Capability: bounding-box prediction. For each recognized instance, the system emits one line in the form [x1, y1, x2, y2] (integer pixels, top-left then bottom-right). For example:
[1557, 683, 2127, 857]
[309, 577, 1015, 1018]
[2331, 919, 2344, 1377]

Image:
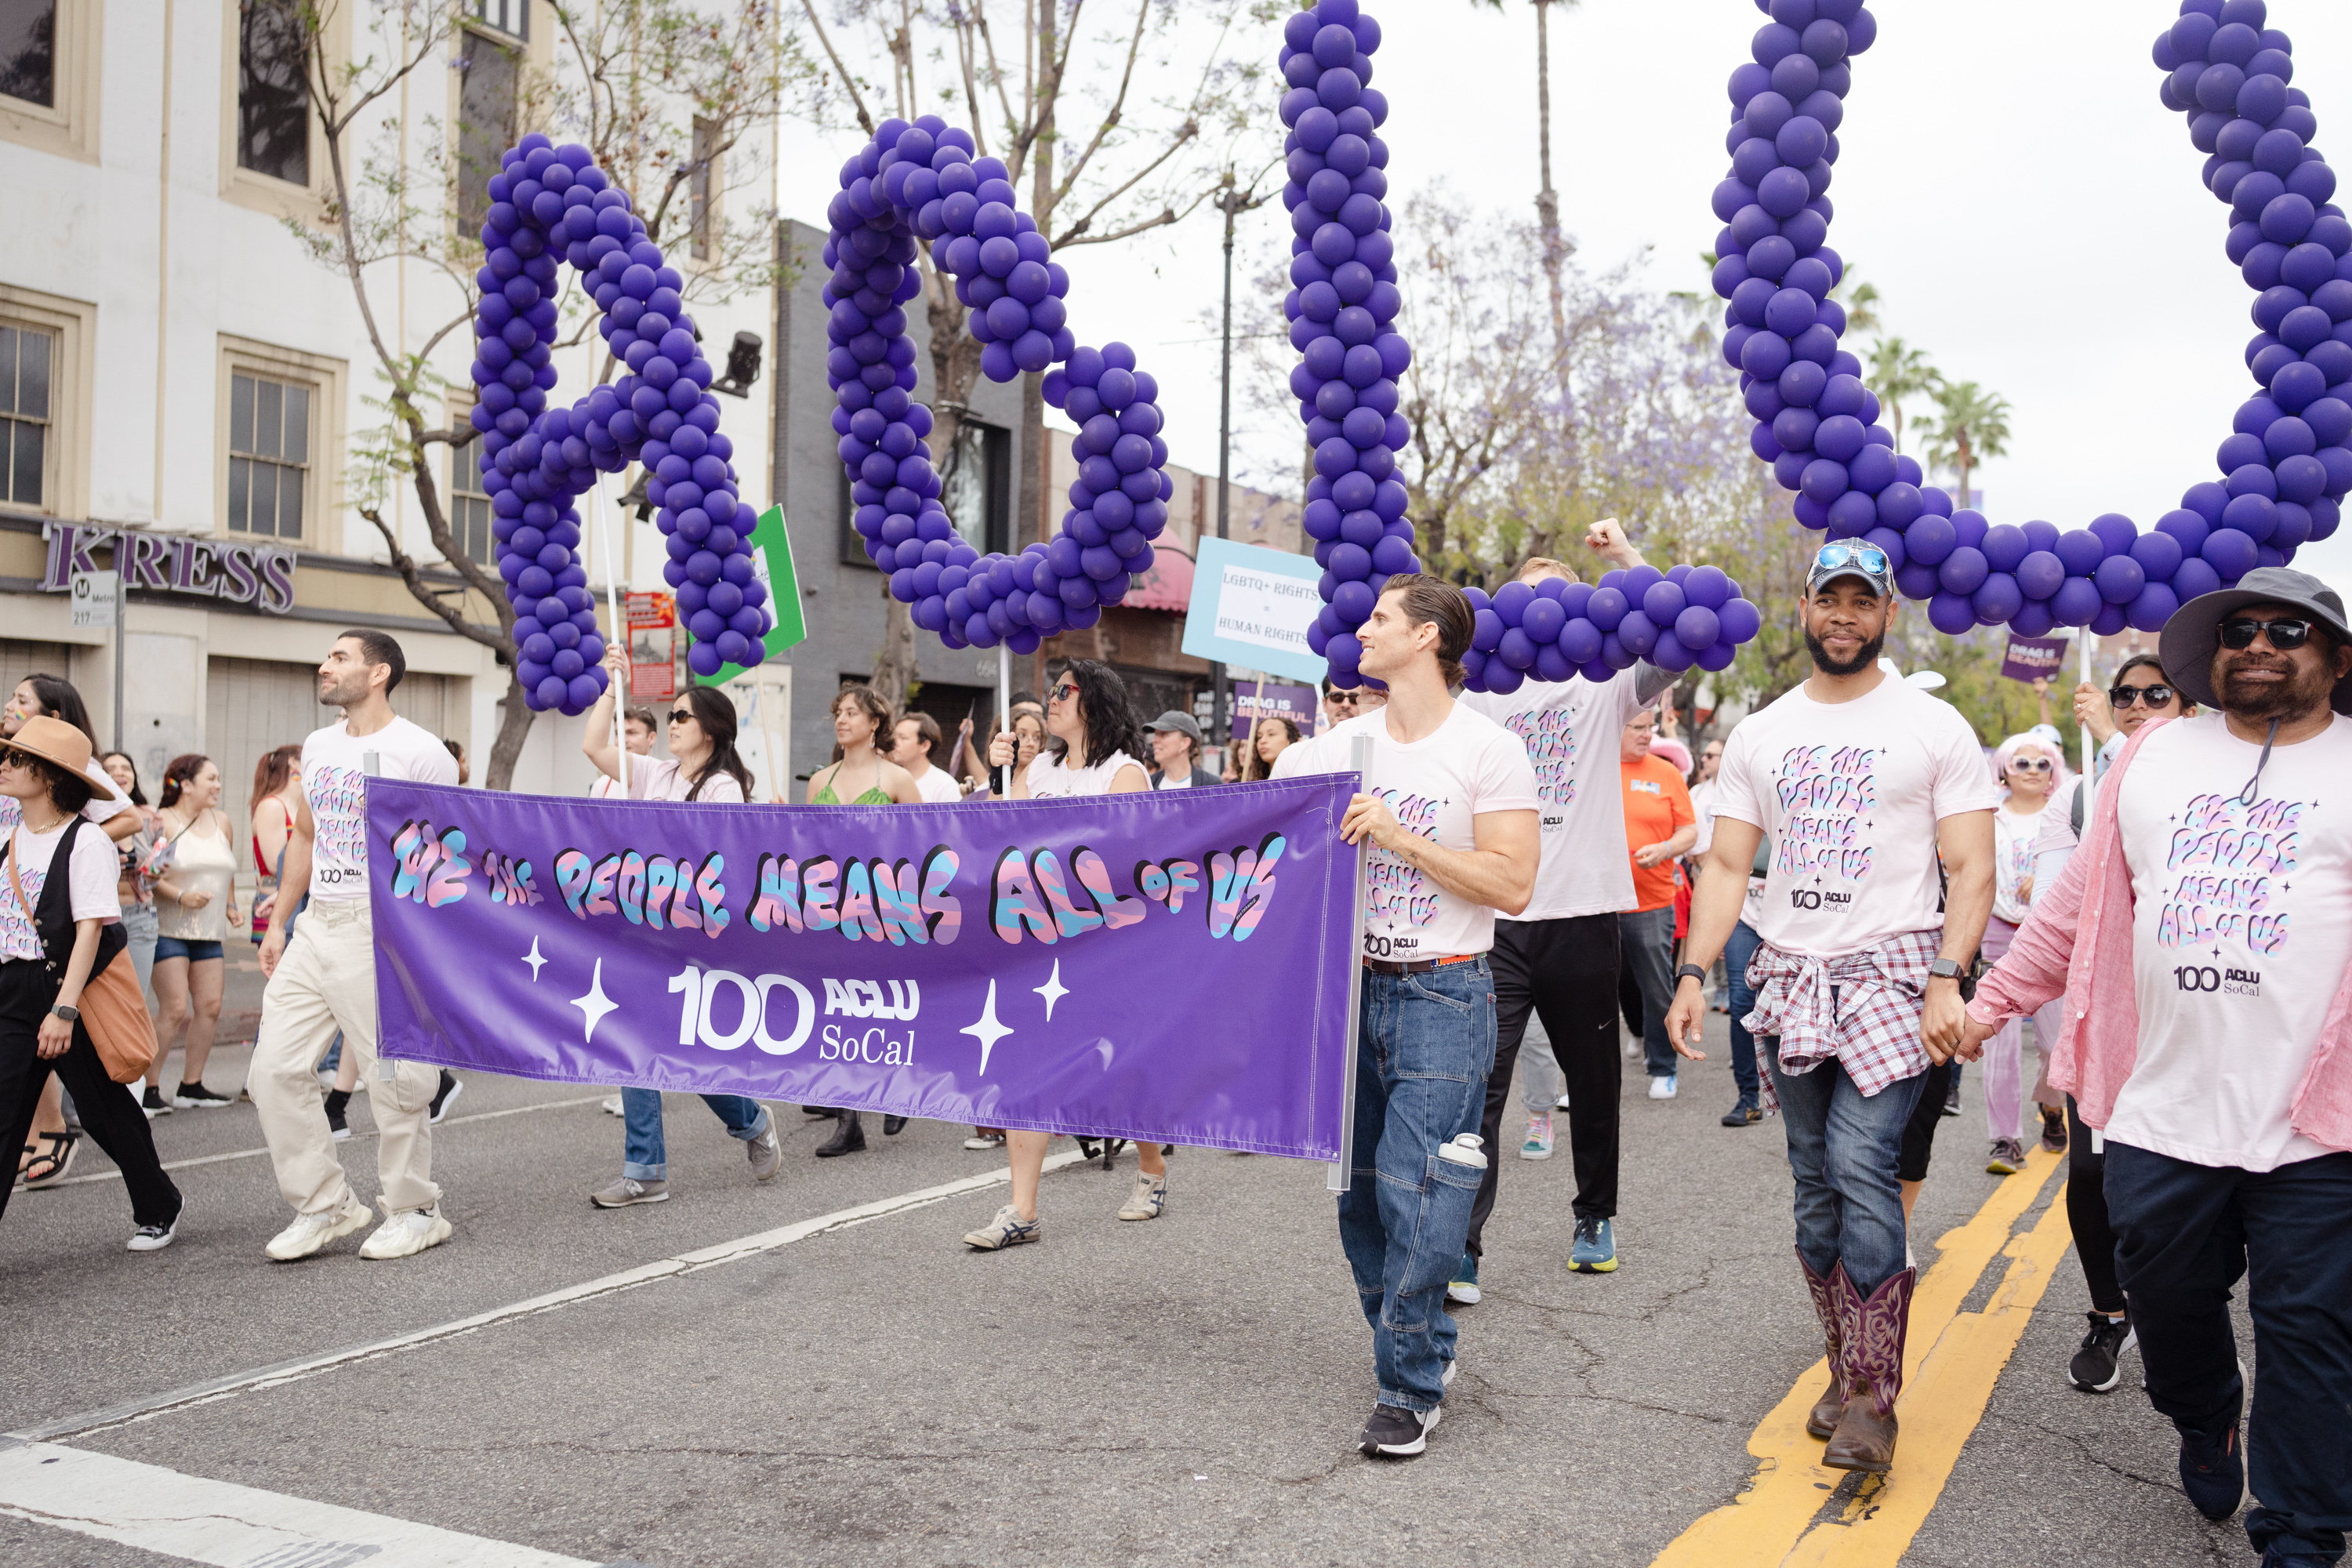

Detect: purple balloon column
[472, 133, 760, 713]
[1712, 0, 2350, 641]
[826, 118, 1173, 652]
[1282, 0, 1762, 695]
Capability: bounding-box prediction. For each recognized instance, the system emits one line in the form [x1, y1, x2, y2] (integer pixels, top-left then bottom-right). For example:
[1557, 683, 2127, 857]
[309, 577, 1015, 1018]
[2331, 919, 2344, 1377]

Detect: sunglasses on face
[2108, 683, 2174, 710]
[668, 710, 695, 725]
[2220, 616, 2314, 652]
[1049, 682, 1079, 702]
[2009, 757, 2053, 773]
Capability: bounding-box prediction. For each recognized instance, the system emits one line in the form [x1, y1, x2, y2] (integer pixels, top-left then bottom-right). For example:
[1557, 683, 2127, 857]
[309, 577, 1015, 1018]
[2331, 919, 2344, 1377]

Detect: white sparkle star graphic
[521, 936, 547, 981]
[571, 958, 619, 1045]
[1033, 958, 1070, 1021]
[961, 979, 1014, 1076]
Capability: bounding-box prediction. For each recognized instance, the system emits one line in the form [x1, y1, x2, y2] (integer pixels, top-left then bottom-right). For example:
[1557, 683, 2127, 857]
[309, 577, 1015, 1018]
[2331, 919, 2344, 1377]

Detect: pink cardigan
[1969, 713, 2352, 1152]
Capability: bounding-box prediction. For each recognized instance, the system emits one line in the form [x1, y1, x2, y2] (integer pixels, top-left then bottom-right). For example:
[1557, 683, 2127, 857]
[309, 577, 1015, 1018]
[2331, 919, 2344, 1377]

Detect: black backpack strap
[23, 817, 127, 982]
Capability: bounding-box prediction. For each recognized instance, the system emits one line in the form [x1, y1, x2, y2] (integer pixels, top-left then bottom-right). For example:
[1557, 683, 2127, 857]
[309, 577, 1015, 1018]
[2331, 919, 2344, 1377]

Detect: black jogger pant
[0, 957, 181, 1230]
[1467, 913, 1622, 1257]
[2065, 1095, 2125, 1314]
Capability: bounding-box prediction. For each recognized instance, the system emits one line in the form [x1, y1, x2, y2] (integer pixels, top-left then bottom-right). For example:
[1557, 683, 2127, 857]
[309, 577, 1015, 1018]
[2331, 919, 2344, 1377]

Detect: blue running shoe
[1447, 1250, 1481, 1305]
[1571, 1216, 1617, 1273]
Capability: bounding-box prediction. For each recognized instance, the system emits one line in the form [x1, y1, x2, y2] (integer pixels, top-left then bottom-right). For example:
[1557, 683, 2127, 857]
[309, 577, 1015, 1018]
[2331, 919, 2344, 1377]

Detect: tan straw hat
[1, 715, 127, 803]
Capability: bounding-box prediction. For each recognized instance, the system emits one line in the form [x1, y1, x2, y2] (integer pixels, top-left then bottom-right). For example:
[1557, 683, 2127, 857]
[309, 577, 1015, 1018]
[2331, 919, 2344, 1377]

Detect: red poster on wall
[625, 591, 677, 702]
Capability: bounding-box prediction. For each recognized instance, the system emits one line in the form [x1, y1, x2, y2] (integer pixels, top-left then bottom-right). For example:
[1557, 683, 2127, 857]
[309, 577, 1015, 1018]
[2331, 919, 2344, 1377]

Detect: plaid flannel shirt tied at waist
[1743, 929, 1941, 1106]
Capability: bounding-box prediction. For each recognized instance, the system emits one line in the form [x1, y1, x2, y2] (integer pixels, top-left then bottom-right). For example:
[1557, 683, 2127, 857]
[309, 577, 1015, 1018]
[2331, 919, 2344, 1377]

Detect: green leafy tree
[1918, 379, 2013, 513]
[1865, 336, 1941, 456]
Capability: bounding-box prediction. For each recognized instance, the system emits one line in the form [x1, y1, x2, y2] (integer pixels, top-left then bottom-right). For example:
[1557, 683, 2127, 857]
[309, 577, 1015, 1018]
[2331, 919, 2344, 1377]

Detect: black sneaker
[142, 1085, 172, 1118]
[173, 1081, 234, 1109]
[1721, 1101, 1761, 1127]
[2179, 1414, 2245, 1521]
[2068, 1312, 2135, 1393]
[324, 1088, 352, 1142]
[128, 1201, 182, 1251]
[428, 1071, 463, 1124]
[1359, 1402, 1439, 1459]
[1941, 1079, 1962, 1117]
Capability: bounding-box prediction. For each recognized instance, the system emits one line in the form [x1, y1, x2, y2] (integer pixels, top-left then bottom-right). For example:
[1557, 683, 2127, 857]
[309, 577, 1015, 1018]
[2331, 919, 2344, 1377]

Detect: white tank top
[157, 812, 238, 941]
[1025, 748, 1143, 798]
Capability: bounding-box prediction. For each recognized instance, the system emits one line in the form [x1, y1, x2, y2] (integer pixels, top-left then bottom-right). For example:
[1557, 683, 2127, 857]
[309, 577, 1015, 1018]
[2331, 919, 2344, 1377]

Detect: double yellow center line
[1653, 1145, 2076, 1568]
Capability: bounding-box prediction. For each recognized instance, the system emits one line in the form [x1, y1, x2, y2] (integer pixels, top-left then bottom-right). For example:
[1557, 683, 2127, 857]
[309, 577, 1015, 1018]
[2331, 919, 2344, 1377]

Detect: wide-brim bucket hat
[0, 714, 129, 801]
[2158, 565, 2352, 716]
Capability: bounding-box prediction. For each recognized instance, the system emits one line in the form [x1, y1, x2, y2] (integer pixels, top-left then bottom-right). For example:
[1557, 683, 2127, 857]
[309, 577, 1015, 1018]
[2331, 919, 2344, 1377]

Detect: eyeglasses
[2219, 616, 2314, 652]
[1048, 681, 1079, 702]
[2108, 683, 2174, 710]
[2009, 757, 2053, 773]
[1811, 543, 1889, 578]
[667, 709, 695, 725]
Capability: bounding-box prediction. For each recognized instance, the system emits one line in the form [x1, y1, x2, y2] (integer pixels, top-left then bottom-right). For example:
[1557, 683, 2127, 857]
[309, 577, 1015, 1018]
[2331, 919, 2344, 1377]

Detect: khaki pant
[249, 900, 441, 1216]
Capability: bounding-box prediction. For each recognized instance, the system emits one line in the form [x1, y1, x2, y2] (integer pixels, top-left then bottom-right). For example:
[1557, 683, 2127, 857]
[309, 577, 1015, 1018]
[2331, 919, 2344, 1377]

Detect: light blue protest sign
[1179, 537, 1328, 684]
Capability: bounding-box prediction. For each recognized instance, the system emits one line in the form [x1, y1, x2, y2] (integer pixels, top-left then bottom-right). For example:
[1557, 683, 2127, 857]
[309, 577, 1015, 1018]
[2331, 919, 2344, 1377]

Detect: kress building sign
[42, 523, 297, 615]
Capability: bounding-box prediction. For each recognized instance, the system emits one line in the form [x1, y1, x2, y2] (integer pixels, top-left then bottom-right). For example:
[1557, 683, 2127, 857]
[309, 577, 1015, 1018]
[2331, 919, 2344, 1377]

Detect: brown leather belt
[1360, 953, 1480, 975]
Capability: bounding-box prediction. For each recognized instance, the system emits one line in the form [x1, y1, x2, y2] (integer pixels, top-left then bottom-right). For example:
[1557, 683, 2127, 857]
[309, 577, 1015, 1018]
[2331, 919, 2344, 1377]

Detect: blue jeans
[119, 902, 158, 1000]
[1617, 905, 1679, 1076]
[1724, 919, 1761, 1106]
[2106, 1142, 2352, 1563]
[622, 1088, 770, 1180]
[1763, 1038, 1926, 1298]
[1337, 959, 1497, 1414]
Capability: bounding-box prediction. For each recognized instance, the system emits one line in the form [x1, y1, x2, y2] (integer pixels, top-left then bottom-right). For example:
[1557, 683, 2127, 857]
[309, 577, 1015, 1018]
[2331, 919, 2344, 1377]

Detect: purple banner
[366, 777, 1359, 1159]
[1999, 633, 2074, 683]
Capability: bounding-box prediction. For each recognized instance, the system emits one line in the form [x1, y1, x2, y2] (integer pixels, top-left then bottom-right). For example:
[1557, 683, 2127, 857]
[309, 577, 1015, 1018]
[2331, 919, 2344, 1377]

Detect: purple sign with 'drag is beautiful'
[366, 775, 1359, 1159]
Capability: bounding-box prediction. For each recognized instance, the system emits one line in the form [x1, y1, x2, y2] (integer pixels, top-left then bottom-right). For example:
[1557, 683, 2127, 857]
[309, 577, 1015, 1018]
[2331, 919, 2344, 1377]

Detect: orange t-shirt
[1620, 753, 1697, 913]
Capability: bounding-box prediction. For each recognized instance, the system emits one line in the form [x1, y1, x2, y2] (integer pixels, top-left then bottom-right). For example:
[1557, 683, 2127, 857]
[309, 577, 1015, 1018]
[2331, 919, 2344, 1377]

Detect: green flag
[693, 503, 805, 686]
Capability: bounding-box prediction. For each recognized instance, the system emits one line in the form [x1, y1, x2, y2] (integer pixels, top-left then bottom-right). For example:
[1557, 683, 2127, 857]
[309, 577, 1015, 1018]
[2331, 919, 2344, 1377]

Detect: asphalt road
[1, 975, 2265, 1568]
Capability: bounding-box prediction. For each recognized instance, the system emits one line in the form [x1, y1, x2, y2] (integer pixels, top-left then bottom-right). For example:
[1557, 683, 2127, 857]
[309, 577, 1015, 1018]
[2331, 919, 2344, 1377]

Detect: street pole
[112, 560, 125, 753]
[1210, 172, 1265, 765]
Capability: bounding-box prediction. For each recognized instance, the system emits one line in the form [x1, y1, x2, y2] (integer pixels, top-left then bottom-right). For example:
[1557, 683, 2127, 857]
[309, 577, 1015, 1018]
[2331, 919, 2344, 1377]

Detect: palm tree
[1867, 336, 1944, 456]
[1919, 380, 2013, 510]
[1472, 0, 1581, 401]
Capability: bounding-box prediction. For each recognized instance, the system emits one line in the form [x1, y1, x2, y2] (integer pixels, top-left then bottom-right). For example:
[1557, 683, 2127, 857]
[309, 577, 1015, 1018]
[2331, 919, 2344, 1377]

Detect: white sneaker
[264, 1196, 373, 1261]
[601, 1094, 624, 1116]
[1554, 1092, 1572, 1111]
[1648, 1074, 1679, 1100]
[359, 1199, 453, 1260]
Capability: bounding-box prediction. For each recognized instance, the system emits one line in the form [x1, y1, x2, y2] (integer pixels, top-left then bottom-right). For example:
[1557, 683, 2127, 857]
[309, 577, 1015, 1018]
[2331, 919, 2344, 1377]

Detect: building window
[471, 0, 528, 41]
[456, 27, 521, 236]
[449, 446, 493, 564]
[227, 372, 310, 539]
[0, 0, 55, 108]
[0, 321, 52, 511]
[938, 418, 1011, 556]
[237, 0, 311, 186]
[690, 114, 720, 261]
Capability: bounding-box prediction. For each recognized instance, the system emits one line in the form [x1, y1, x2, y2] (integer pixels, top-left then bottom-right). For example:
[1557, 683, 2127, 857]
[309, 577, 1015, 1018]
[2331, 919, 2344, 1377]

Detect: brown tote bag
[7, 822, 158, 1084]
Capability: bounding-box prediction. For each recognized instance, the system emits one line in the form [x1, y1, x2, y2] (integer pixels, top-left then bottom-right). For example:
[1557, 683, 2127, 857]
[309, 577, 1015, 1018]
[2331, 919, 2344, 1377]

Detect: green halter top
[813, 762, 891, 806]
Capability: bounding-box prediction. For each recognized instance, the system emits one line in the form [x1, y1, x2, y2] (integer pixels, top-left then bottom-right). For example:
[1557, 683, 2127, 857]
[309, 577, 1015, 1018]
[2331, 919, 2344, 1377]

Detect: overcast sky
[773, 1, 2352, 593]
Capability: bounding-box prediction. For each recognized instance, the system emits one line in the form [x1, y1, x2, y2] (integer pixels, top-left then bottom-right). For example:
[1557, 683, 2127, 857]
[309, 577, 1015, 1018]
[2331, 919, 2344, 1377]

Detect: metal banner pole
[996, 641, 1012, 794]
[1327, 732, 1372, 1193]
[591, 474, 629, 798]
[2079, 626, 2094, 779]
[112, 564, 125, 753]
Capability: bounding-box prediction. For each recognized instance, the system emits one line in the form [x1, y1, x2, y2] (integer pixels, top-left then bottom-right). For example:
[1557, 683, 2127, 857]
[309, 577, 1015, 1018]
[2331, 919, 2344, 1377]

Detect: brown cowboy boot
[1798, 1250, 1851, 1439]
[1823, 1264, 1916, 1474]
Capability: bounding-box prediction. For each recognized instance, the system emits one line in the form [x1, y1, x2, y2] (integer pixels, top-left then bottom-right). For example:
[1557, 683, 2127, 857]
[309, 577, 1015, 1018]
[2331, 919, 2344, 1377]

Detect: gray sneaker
[590, 1176, 670, 1208]
[1116, 1171, 1168, 1221]
[746, 1119, 783, 1182]
[963, 1203, 1041, 1250]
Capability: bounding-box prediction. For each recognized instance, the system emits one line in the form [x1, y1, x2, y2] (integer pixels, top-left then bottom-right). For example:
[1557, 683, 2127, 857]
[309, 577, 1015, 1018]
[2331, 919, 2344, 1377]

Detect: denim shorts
[154, 936, 224, 964]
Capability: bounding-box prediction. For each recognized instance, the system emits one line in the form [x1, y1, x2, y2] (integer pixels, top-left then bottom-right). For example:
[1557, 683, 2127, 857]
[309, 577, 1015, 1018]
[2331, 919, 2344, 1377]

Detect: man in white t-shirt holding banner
[1278, 574, 1539, 1460]
[1667, 543, 1997, 1477]
[1456, 521, 1679, 1286]
[251, 631, 462, 1264]
[1963, 567, 2352, 1555]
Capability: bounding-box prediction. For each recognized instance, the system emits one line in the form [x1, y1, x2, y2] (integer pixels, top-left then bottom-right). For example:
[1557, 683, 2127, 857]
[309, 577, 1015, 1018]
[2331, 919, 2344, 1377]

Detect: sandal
[20, 1130, 78, 1189]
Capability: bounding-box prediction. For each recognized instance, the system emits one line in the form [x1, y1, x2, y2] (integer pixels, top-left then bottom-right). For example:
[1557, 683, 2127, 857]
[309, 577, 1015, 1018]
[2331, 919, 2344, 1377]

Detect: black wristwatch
[1675, 964, 1708, 986]
[50, 1004, 79, 1022]
[1927, 959, 1965, 982]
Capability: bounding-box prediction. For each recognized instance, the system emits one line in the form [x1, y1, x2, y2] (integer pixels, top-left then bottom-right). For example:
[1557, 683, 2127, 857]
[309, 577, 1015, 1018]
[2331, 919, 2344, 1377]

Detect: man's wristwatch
[50, 1004, 79, 1022]
[1675, 963, 1709, 986]
[1927, 959, 1965, 982]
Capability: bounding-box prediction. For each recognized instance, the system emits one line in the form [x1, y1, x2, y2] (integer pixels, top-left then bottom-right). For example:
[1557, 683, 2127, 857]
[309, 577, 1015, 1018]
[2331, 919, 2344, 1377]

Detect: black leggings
[1896, 1058, 1953, 1182]
[2066, 1095, 2125, 1313]
[0, 958, 181, 1230]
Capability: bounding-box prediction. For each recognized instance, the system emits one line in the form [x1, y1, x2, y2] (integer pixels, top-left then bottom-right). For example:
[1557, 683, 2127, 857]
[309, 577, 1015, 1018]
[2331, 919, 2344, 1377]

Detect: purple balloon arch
[471, 132, 763, 715]
[1279, 0, 1764, 695]
[1712, 0, 2351, 641]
